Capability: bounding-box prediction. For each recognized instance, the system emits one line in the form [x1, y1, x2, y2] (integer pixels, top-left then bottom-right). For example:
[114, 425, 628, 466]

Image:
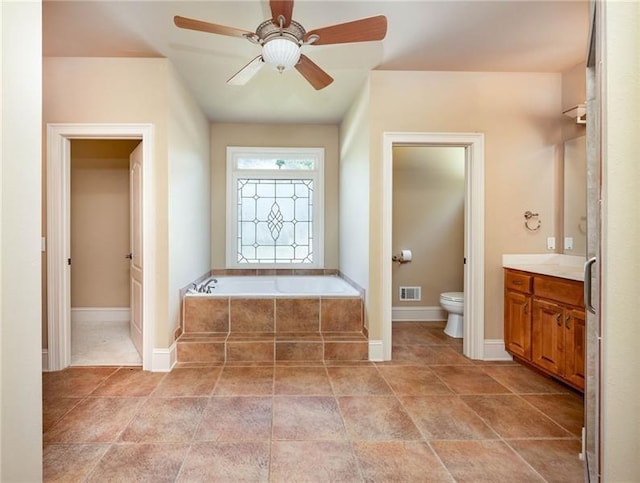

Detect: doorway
[69, 139, 141, 365]
[47, 123, 155, 371]
[391, 146, 465, 335]
[381, 132, 485, 360]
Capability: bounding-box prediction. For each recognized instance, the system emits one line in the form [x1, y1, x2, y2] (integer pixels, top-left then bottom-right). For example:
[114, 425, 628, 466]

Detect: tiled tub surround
[178, 278, 367, 364]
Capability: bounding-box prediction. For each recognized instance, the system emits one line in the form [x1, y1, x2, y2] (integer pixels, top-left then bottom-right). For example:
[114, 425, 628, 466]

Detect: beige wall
[44, 57, 210, 349]
[560, 63, 587, 254]
[392, 146, 465, 307]
[561, 61, 587, 142]
[168, 65, 211, 340]
[562, 135, 586, 256]
[70, 140, 138, 308]
[0, 1, 43, 480]
[601, 1, 640, 479]
[210, 123, 339, 269]
[364, 71, 562, 340]
[44, 57, 170, 348]
[339, 82, 371, 305]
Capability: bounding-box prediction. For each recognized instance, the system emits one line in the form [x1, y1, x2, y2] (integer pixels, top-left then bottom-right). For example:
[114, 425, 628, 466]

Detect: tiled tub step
[179, 295, 367, 364]
[177, 332, 368, 364]
[183, 297, 364, 335]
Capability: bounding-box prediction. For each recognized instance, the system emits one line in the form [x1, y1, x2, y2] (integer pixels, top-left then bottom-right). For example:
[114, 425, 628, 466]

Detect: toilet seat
[440, 292, 464, 303]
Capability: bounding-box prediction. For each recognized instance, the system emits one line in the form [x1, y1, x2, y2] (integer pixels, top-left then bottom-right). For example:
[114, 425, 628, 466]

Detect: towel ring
[524, 211, 541, 232]
[578, 216, 587, 235]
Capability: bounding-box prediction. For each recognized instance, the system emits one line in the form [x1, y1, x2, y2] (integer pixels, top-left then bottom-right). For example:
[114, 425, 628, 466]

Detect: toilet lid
[441, 292, 464, 302]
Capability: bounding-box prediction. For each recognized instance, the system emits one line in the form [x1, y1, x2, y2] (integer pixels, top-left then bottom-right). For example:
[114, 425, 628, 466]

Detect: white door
[129, 143, 143, 356]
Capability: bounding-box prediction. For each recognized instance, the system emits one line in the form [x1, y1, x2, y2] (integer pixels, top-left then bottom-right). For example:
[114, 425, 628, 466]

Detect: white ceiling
[43, 0, 589, 124]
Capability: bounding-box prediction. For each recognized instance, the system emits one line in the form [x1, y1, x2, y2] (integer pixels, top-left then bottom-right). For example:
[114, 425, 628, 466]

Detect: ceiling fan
[174, 0, 387, 90]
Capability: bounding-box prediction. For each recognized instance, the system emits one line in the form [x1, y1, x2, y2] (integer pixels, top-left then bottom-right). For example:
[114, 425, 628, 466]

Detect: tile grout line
[452, 392, 560, 482]
[43, 326, 584, 481]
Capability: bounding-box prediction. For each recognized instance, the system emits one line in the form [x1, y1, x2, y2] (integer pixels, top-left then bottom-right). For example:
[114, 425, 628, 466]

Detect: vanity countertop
[502, 254, 585, 282]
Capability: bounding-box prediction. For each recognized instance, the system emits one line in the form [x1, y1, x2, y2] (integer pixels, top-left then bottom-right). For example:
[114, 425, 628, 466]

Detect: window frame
[225, 146, 325, 269]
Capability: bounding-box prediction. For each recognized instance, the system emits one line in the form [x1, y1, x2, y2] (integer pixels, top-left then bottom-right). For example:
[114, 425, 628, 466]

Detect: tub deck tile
[227, 341, 275, 363]
[230, 299, 275, 333]
[275, 341, 324, 362]
[324, 341, 369, 362]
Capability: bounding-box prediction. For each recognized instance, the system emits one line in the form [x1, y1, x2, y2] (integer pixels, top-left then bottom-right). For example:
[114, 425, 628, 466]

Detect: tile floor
[43, 322, 585, 482]
[71, 319, 141, 366]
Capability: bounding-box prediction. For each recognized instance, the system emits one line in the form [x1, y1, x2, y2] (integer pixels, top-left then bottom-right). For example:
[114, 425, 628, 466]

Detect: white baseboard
[71, 307, 130, 324]
[42, 349, 49, 372]
[482, 339, 513, 361]
[368, 340, 384, 361]
[392, 306, 446, 322]
[152, 342, 177, 372]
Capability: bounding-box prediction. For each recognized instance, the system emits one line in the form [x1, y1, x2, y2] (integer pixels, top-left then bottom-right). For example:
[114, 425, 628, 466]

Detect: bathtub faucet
[199, 278, 218, 293]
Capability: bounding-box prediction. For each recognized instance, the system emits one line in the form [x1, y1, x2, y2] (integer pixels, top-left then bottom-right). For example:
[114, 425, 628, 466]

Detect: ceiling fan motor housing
[255, 19, 306, 71]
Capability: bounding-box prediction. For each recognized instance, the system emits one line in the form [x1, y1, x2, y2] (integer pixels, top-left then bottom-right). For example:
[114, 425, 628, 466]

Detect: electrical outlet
[564, 237, 574, 250]
[547, 237, 556, 250]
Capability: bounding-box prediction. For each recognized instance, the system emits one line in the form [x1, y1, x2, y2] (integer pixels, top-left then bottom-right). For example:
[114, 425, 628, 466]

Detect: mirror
[563, 135, 587, 256]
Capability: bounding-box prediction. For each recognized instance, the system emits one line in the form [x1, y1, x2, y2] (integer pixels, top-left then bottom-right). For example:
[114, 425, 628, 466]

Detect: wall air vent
[399, 286, 421, 301]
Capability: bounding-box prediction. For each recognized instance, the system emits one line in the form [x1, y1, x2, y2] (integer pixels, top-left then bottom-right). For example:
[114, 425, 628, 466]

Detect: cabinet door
[505, 290, 532, 360]
[563, 308, 586, 391]
[532, 298, 564, 374]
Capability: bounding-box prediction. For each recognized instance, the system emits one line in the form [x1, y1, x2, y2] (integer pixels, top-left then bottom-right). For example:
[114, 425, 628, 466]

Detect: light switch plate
[547, 237, 556, 250]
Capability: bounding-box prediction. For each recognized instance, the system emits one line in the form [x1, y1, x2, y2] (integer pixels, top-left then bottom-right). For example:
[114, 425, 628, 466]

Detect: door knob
[125, 253, 133, 259]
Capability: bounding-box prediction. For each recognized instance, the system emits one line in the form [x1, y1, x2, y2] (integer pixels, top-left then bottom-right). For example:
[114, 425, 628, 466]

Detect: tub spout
[199, 278, 218, 293]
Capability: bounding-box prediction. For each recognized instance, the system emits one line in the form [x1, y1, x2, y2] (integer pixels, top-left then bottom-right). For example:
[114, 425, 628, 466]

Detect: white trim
[482, 339, 513, 361]
[46, 123, 155, 371]
[225, 146, 325, 269]
[381, 132, 485, 361]
[70, 307, 131, 324]
[368, 339, 384, 361]
[392, 306, 446, 321]
[42, 350, 49, 372]
[152, 343, 177, 372]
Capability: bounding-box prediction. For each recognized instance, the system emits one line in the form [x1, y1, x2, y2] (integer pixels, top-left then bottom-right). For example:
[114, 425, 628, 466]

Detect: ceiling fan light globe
[262, 37, 301, 72]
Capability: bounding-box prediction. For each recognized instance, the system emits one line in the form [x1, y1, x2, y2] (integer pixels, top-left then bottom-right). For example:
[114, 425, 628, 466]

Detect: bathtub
[187, 275, 360, 297]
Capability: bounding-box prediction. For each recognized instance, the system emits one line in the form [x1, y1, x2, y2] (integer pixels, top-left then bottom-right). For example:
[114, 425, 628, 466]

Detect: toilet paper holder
[392, 250, 412, 264]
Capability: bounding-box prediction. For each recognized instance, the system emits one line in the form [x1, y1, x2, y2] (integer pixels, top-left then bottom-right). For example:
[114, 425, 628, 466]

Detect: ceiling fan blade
[295, 55, 333, 90]
[270, 0, 294, 27]
[227, 56, 265, 86]
[304, 15, 387, 45]
[174, 15, 253, 39]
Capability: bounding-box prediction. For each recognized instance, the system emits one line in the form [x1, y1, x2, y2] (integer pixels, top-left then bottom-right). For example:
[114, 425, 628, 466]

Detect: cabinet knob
[565, 315, 571, 329]
[556, 313, 562, 326]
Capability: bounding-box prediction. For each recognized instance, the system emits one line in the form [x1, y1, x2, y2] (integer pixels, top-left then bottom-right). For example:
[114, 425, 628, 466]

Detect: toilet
[440, 292, 464, 338]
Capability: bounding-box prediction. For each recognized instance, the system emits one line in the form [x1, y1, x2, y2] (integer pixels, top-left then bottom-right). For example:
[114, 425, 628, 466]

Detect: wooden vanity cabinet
[561, 307, 586, 389]
[504, 271, 533, 360]
[504, 268, 585, 392]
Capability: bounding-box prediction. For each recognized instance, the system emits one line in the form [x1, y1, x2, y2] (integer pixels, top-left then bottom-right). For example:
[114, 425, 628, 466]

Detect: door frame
[381, 132, 485, 360]
[46, 123, 155, 371]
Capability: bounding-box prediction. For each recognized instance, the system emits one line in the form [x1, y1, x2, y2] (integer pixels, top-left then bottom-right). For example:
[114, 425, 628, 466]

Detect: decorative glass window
[226, 147, 324, 268]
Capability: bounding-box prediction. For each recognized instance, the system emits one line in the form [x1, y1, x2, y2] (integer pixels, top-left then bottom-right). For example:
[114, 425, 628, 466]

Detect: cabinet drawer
[534, 275, 584, 307]
[505, 270, 532, 293]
